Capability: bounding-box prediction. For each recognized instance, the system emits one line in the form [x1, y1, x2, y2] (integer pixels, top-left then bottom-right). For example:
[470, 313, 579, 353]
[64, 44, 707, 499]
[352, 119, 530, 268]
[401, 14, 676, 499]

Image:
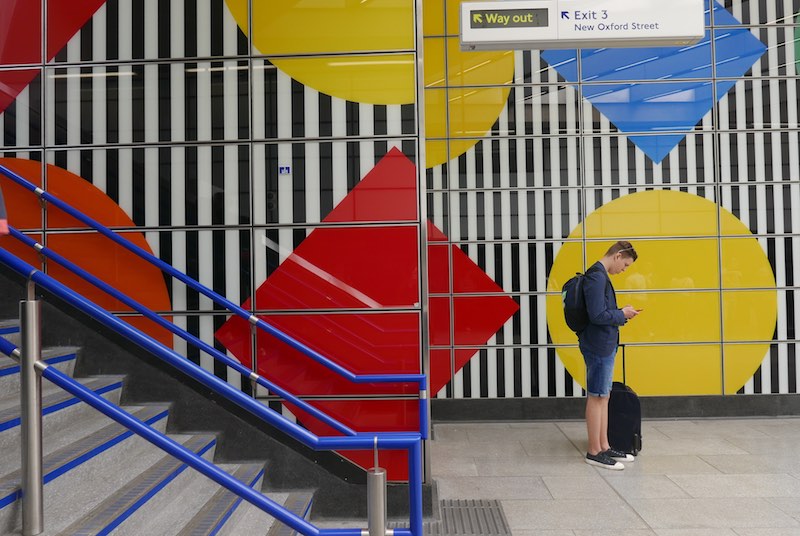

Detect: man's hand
[622, 305, 639, 319]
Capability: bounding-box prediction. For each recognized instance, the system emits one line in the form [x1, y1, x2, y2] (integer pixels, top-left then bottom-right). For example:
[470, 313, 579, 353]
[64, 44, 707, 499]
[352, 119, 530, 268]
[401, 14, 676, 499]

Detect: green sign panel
[470, 8, 549, 29]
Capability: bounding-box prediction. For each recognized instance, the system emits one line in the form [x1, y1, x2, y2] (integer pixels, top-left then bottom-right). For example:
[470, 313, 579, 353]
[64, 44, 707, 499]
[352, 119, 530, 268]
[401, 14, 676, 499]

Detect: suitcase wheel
[633, 433, 642, 455]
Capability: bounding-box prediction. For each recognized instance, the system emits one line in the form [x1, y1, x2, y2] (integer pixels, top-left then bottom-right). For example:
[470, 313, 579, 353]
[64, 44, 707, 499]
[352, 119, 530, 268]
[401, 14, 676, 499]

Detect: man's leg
[585, 394, 609, 455]
[584, 350, 624, 469]
[599, 394, 610, 452]
[584, 394, 622, 469]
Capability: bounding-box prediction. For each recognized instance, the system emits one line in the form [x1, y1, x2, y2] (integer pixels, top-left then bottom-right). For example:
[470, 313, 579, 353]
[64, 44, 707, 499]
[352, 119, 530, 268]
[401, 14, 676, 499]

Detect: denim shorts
[583, 349, 616, 397]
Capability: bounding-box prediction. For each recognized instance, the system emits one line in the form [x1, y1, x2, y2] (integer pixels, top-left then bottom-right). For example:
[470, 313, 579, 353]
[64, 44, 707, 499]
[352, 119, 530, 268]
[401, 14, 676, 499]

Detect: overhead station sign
[461, 0, 705, 50]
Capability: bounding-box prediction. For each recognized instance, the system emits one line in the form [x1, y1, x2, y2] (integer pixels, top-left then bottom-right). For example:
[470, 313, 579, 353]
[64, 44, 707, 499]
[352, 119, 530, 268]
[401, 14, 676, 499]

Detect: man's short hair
[606, 240, 638, 261]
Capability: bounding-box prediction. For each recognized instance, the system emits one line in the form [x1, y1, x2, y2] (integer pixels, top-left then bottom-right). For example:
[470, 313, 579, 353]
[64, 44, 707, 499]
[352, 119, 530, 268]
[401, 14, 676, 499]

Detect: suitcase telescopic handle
[620, 343, 626, 385]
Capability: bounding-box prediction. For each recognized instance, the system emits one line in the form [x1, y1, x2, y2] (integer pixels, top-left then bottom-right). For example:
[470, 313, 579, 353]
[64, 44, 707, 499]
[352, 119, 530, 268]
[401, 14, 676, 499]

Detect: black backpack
[561, 265, 599, 333]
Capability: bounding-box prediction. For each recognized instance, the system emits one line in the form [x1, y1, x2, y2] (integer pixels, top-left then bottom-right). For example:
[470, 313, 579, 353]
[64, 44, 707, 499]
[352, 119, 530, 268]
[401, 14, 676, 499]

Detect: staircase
[0, 161, 428, 536]
[0, 320, 314, 535]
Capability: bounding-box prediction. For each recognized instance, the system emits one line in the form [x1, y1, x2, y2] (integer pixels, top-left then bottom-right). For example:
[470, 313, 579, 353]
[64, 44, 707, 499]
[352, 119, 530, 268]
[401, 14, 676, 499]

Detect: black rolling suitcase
[608, 345, 642, 456]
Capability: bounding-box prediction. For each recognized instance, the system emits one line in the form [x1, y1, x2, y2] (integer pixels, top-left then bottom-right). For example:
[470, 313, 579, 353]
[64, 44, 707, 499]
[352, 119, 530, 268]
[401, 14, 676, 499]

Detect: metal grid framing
[0, 0, 799, 400]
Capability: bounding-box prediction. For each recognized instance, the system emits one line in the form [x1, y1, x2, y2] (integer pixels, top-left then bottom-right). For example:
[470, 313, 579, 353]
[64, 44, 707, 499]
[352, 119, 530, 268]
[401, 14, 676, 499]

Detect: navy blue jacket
[578, 261, 626, 356]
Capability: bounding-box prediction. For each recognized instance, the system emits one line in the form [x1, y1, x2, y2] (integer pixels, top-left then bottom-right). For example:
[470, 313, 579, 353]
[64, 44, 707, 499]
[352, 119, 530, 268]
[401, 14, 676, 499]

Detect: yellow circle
[224, 1, 514, 167]
[545, 190, 777, 396]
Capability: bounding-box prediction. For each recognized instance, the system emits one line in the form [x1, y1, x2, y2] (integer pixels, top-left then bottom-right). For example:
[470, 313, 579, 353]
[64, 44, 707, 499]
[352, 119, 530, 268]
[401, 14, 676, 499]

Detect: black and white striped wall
[1, 0, 798, 401]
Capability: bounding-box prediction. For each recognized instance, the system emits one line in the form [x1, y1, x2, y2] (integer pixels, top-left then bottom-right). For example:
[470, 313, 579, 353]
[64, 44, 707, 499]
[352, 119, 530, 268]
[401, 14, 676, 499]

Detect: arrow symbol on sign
[561, 11, 570, 19]
[473, 13, 483, 23]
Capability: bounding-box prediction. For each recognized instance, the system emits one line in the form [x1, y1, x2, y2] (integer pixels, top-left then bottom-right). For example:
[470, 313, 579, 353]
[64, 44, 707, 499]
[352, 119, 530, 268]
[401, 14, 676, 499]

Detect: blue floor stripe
[0, 408, 169, 510]
[0, 352, 77, 378]
[207, 468, 266, 536]
[44, 408, 169, 484]
[96, 438, 216, 536]
[0, 380, 122, 432]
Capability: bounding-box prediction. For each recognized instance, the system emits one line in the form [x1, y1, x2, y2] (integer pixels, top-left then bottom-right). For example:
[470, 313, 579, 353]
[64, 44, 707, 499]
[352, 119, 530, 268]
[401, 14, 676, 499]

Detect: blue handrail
[0, 338, 413, 536]
[0, 250, 421, 450]
[0, 164, 426, 390]
[8, 227, 357, 437]
[0, 247, 424, 536]
[38, 362, 324, 536]
[0, 336, 19, 359]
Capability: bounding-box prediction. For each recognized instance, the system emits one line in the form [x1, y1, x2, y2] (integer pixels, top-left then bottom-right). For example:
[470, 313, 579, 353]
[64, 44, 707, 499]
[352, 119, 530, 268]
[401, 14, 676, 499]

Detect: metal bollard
[20, 294, 44, 535]
[367, 467, 387, 536]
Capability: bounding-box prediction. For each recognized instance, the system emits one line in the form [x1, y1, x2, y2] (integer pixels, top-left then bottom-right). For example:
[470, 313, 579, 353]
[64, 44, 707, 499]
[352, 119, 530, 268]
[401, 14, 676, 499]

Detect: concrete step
[0, 384, 129, 475]
[0, 373, 123, 433]
[0, 320, 20, 347]
[0, 404, 171, 534]
[0, 347, 79, 400]
[266, 492, 314, 536]
[108, 461, 266, 536]
[177, 463, 269, 536]
[53, 434, 218, 536]
[219, 488, 289, 536]
[0, 375, 125, 472]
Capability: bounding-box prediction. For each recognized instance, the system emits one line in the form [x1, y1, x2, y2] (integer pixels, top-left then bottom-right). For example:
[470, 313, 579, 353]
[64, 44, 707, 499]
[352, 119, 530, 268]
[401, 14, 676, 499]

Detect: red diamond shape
[0, 0, 106, 114]
[216, 148, 518, 479]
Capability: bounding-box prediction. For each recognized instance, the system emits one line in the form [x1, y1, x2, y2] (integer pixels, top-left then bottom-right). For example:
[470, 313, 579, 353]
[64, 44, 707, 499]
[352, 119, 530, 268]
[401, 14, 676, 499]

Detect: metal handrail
[0, 163, 427, 391]
[8, 227, 357, 437]
[0, 248, 424, 536]
[0, 161, 427, 533]
[1, 337, 416, 536]
[0, 250, 421, 450]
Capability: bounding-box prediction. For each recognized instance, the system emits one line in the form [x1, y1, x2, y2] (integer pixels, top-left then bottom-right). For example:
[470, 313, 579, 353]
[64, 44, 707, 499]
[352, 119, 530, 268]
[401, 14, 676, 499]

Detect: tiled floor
[430, 418, 800, 536]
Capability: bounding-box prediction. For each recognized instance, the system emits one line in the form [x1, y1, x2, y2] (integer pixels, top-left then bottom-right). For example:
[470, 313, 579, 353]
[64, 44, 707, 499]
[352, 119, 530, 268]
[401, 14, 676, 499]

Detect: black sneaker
[585, 452, 624, 470]
[603, 448, 635, 462]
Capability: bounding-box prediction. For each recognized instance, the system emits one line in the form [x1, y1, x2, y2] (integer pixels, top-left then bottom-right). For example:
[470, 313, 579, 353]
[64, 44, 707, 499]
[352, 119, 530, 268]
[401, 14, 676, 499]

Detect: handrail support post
[367, 437, 387, 536]
[20, 292, 44, 535]
[249, 321, 258, 398]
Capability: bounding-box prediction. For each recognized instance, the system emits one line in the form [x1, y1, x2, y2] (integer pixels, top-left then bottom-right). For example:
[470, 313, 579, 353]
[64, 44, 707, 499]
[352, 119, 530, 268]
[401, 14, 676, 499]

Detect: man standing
[581, 241, 639, 470]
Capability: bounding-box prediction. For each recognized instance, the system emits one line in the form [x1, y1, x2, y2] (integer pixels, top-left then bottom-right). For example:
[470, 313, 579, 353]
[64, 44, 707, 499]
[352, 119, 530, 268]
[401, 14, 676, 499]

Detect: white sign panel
[461, 0, 705, 50]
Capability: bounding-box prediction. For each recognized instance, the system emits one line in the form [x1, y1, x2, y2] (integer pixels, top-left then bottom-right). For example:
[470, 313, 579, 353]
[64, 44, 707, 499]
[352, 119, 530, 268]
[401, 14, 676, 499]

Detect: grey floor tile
[542, 475, 616, 499]
[667, 474, 800, 498]
[639, 437, 748, 456]
[628, 498, 799, 529]
[725, 437, 800, 456]
[555, 422, 587, 443]
[502, 498, 647, 531]
[732, 530, 800, 536]
[654, 530, 737, 536]
[520, 438, 583, 457]
[573, 531, 657, 536]
[429, 455, 479, 477]
[639, 427, 675, 442]
[508, 424, 573, 441]
[751, 420, 800, 438]
[511, 530, 574, 536]
[476, 456, 597, 477]
[469, 422, 566, 441]
[604, 474, 692, 499]
[654, 421, 771, 440]
[431, 423, 470, 442]
[427, 419, 800, 536]
[696, 427, 772, 440]
[430, 438, 528, 459]
[609, 455, 721, 475]
[699, 454, 800, 475]
[508, 421, 571, 430]
[764, 497, 800, 519]
[650, 421, 707, 439]
[435, 475, 552, 501]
